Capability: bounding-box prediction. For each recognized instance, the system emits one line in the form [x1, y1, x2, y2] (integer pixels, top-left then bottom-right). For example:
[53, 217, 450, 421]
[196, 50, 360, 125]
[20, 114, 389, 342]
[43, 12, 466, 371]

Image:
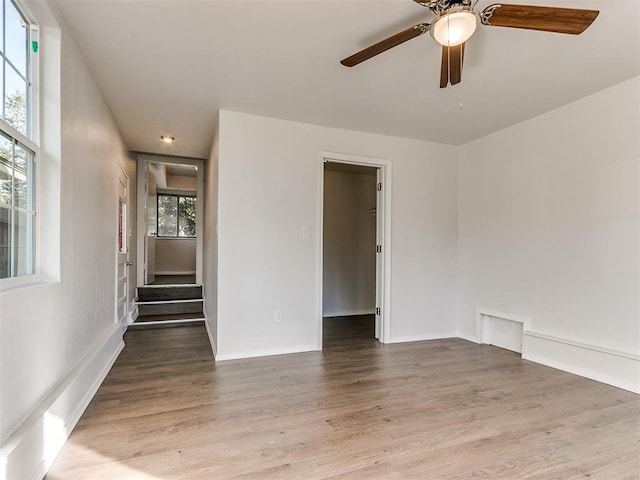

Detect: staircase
[133, 284, 205, 327]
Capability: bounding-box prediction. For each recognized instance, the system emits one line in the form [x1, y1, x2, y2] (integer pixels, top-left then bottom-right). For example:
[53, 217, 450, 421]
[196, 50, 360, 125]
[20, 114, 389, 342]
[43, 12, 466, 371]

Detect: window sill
[155, 236, 197, 240]
[0, 274, 58, 294]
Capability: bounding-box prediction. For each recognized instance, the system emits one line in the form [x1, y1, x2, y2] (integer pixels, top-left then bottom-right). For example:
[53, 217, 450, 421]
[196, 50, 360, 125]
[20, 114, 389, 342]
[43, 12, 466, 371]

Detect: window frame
[0, 0, 39, 289]
[156, 193, 197, 239]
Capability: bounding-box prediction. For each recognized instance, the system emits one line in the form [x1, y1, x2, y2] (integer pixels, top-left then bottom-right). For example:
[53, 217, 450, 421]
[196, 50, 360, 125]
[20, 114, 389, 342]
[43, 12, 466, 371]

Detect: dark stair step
[137, 285, 202, 302]
[138, 300, 203, 316]
[135, 311, 205, 323]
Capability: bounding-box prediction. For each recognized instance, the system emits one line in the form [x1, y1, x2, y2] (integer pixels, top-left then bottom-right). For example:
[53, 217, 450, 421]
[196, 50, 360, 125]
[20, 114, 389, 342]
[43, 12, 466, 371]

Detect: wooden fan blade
[341, 23, 429, 67]
[440, 43, 465, 88]
[480, 4, 599, 35]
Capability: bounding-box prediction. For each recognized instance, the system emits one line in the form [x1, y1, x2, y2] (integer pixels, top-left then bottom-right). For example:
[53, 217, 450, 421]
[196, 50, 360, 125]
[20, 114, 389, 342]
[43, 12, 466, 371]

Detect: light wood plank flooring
[46, 320, 640, 479]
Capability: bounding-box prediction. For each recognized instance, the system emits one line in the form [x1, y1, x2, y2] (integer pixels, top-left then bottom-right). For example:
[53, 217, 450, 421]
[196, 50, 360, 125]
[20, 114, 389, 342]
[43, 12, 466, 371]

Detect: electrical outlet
[273, 309, 283, 322]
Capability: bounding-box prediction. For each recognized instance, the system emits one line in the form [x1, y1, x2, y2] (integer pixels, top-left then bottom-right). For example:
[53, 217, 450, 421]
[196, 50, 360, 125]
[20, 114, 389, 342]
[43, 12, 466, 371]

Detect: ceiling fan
[340, 1, 599, 88]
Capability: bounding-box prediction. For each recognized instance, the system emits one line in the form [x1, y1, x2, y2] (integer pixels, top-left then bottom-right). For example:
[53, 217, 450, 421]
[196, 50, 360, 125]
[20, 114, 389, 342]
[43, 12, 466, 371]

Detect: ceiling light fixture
[431, 7, 478, 47]
[160, 135, 175, 143]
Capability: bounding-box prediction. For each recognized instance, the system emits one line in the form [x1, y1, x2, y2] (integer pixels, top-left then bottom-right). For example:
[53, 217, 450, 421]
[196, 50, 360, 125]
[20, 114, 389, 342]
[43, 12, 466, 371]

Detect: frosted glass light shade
[431, 10, 478, 46]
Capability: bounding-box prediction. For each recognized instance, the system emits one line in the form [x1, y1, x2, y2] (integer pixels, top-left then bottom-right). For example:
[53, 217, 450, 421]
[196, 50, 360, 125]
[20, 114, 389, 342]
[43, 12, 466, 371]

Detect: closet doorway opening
[319, 153, 391, 348]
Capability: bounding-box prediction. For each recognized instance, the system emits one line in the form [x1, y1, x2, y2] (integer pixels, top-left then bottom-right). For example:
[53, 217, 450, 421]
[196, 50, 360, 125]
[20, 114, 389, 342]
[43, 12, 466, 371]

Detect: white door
[116, 167, 130, 327]
[374, 168, 384, 340]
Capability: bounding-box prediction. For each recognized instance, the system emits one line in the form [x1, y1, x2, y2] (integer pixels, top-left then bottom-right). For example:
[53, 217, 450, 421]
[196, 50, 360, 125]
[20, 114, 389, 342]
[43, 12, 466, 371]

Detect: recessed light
[160, 135, 175, 143]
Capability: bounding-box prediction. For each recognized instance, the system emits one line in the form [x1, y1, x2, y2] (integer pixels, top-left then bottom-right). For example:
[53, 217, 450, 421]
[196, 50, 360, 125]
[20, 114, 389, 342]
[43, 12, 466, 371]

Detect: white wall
[0, 2, 131, 477]
[213, 110, 458, 360]
[323, 169, 376, 317]
[457, 77, 640, 392]
[166, 174, 196, 191]
[203, 122, 219, 355]
[155, 238, 196, 274]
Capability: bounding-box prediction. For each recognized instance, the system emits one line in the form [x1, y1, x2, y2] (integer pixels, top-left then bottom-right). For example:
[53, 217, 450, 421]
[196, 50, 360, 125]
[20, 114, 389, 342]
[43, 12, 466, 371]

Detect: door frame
[317, 151, 392, 347]
[136, 153, 205, 287]
[115, 166, 131, 331]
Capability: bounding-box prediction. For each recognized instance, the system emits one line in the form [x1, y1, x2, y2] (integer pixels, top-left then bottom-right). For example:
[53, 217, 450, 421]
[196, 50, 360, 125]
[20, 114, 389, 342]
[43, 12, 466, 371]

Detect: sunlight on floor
[46, 440, 164, 480]
[44, 412, 163, 480]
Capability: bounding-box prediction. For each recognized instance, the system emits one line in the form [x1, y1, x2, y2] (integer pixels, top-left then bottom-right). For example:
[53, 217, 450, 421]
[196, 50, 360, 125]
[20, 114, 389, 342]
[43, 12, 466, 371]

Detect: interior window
[157, 194, 196, 238]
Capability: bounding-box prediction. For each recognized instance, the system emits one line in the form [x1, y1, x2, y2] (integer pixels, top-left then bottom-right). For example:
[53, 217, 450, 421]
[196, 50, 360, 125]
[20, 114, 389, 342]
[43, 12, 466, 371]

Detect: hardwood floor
[46, 321, 640, 479]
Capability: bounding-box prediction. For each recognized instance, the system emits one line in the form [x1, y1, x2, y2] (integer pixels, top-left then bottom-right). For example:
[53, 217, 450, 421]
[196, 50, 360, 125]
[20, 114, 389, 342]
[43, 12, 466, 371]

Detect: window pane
[0, 207, 9, 278]
[14, 141, 32, 209]
[13, 209, 33, 276]
[0, 133, 12, 206]
[5, 0, 28, 77]
[5, 66, 27, 134]
[0, 169, 10, 205]
[178, 196, 196, 237]
[157, 195, 177, 236]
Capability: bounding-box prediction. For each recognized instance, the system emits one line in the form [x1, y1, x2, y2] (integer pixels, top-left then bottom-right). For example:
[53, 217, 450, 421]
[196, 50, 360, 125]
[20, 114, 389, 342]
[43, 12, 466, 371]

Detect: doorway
[136, 154, 204, 288]
[319, 152, 391, 348]
[132, 154, 206, 327]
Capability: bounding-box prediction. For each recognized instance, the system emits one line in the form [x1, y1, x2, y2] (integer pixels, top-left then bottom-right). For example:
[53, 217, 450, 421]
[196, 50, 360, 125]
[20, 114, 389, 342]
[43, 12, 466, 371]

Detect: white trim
[323, 309, 375, 318]
[130, 318, 205, 327]
[473, 308, 639, 393]
[0, 273, 41, 291]
[215, 344, 320, 362]
[115, 166, 130, 332]
[0, 118, 38, 153]
[129, 304, 139, 324]
[156, 188, 197, 197]
[153, 237, 196, 242]
[317, 151, 393, 349]
[523, 332, 640, 394]
[136, 298, 203, 305]
[525, 331, 640, 361]
[0, 325, 123, 480]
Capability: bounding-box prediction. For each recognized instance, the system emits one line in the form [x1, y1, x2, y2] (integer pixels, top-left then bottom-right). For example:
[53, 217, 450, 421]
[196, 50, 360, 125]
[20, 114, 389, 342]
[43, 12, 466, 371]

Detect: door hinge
[376, 245, 382, 253]
[376, 182, 382, 191]
[376, 307, 381, 315]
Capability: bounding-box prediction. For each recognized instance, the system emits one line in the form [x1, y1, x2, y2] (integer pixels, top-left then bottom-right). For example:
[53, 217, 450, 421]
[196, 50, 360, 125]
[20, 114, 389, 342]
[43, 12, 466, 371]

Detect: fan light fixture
[431, 7, 478, 46]
[160, 135, 175, 143]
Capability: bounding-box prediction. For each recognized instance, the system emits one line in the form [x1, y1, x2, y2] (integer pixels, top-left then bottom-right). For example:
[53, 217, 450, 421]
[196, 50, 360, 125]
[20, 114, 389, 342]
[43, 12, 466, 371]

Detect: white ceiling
[53, 0, 639, 159]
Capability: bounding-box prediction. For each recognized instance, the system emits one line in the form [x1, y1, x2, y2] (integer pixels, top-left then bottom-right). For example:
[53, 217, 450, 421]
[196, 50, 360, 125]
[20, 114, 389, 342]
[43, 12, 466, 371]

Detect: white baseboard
[130, 305, 139, 323]
[0, 325, 124, 480]
[523, 331, 640, 394]
[387, 332, 458, 344]
[215, 344, 319, 362]
[323, 309, 375, 318]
